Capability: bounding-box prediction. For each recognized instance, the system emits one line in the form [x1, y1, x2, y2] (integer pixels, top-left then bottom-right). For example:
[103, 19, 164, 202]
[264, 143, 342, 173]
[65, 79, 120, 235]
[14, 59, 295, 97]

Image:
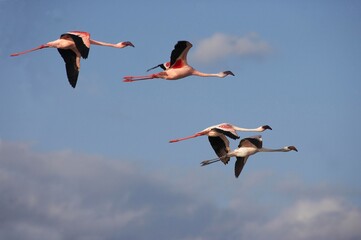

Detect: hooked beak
[262, 125, 272, 131]
[125, 41, 135, 47]
[224, 71, 235, 76]
[288, 146, 298, 152]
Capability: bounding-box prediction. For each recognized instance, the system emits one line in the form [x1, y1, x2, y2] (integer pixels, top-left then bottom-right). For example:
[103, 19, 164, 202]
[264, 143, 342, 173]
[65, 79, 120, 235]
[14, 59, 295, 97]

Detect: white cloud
[0, 141, 360, 240]
[193, 32, 272, 64]
[251, 198, 361, 240]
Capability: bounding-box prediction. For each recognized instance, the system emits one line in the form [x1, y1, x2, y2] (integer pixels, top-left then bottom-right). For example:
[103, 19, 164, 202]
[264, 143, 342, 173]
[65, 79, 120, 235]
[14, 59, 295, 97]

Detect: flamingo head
[116, 41, 135, 48]
[261, 125, 272, 131]
[222, 71, 235, 77]
[286, 146, 298, 152]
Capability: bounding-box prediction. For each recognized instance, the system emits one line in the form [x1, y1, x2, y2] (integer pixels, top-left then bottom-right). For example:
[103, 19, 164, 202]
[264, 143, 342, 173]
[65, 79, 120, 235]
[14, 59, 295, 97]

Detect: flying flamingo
[10, 31, 134, 88]
[200, 135, 298, 178]
[169, 123, 272, 161]
[123, 41, 234, 82]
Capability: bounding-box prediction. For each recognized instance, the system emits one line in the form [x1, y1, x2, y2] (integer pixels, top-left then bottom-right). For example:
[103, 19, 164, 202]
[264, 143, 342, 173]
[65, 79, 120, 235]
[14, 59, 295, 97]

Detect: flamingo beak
[262, 125, 272, 131]
[288, 146, 298, 152]
[125, 41, 135, 47]
[224, 71, 235, 76]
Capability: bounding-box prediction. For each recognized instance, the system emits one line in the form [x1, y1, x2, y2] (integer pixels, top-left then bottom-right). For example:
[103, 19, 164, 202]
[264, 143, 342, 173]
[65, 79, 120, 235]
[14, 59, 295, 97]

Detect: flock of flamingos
[10, 31, 298, 178]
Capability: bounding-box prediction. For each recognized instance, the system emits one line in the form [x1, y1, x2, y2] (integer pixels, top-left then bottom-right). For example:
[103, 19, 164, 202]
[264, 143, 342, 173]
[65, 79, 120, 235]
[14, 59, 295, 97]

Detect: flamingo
[169, 123, 272, 161]
[10, 31, 134, 88]
[123, 40, 234, 82]
[200, 135, 298, 178]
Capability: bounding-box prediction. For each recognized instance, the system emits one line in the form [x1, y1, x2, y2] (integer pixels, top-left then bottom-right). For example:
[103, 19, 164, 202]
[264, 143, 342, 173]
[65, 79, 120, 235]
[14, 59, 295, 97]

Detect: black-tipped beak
[224, 71, 235, 76]
[125, 41, 135, 47]
[263, 125, 272, 130]
[289, 146, 298, 152]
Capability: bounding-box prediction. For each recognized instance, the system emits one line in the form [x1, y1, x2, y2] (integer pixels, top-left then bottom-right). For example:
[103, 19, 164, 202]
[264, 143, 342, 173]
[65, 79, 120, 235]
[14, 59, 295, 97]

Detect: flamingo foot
[123, 78, 134, 82]
[200, 160, 212, 166]
[200, 157, 222, 166]
[10, 45, 48, 57]
[122, 74, 157, 82]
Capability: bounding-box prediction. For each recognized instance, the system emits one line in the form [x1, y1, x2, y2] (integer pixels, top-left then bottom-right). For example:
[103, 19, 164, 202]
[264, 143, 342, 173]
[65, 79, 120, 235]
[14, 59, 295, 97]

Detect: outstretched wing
[57, 49, 79, 88]
[208, 136, 230, 164]
[169, 41, 192, 68]
[235, 156, 248, 178]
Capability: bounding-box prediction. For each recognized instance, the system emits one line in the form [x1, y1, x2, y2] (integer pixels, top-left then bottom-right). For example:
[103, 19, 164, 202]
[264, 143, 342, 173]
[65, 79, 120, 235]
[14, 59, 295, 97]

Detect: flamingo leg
[200, 158, 221, 166]
[169, 132, 205, 143]
[10, 44, 48, 57]
[123, 74, 158, 82]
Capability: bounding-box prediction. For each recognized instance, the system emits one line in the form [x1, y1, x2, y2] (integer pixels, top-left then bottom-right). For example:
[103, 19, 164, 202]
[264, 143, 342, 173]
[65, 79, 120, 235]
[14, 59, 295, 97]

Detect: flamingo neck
[233, 126, 265, 132]
[89, 39, 122, 48]
[191, 70, 223, 78]
[258, 147, 289, 153]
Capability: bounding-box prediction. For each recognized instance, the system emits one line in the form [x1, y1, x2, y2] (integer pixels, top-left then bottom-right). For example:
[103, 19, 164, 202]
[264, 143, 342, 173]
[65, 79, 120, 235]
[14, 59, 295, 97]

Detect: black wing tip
[221, 157, 230, 165]
[234, 157, 246, 178]
[65, 64, 79, 88]
[146, 63, 166, 72]
[58, 49, 79, 88]
[176, 40, 191, 44]
[174, 41, 192, 49]
[68, 75, 78, 88]
[235, 166, 241, 178]
[234, 169, 241, 178]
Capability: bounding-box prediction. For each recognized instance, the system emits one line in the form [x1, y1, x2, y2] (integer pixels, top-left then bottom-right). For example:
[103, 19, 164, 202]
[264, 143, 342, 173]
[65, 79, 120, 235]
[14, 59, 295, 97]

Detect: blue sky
[1, 0, 361, 239]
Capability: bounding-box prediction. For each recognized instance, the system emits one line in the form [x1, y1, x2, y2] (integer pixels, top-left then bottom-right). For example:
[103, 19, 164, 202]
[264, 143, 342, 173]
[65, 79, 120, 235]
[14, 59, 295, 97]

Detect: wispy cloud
[246, 198, 361, 240]
[193, 32, 272, 64]
[1, 141, 360, 240]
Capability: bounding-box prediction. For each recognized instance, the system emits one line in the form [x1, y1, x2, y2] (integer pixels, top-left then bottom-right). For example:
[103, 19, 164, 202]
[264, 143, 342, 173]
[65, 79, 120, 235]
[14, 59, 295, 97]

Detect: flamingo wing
[61, 31, 90, 59]
[238, 135, 263, 149]
[169, 41, 192, 68]
[57, 49, 79, 88]
[235, 156, 249, 178]
[213, 125, 240, 140]
[208, 136, 230, 164]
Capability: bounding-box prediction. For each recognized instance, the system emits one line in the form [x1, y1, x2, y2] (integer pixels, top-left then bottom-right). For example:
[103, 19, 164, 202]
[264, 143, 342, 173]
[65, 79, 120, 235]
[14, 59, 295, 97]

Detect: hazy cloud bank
[0, 141, 360, 240]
